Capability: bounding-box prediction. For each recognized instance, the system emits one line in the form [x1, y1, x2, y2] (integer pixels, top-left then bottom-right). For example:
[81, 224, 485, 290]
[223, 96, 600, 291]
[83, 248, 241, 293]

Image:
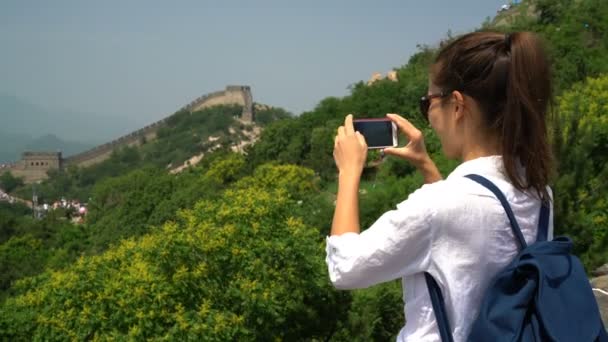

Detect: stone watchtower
[225, 85, 254, 122]
[8, 151, 63, 183]
[186, 85, 254, 123]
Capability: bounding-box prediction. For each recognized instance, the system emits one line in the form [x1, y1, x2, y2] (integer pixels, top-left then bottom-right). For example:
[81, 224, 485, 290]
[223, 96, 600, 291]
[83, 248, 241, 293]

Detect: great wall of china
[3, 85, 254, 183]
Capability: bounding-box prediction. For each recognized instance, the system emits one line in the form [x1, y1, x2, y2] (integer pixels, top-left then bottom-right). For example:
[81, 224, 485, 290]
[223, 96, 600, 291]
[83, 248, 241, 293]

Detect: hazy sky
[1, 0, 507, 127]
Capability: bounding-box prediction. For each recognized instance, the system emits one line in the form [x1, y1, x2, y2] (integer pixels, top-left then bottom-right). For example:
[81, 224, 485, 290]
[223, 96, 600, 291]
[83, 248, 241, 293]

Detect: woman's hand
[382, 113, 429, 166]
[333, 114, 368, 178]
[331, 114, 365, 236]
[383, 113, 442, 183]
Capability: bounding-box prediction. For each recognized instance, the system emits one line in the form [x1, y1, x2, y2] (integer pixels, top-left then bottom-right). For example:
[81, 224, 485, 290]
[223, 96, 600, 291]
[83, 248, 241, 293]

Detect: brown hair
[432, 31, 553, 201]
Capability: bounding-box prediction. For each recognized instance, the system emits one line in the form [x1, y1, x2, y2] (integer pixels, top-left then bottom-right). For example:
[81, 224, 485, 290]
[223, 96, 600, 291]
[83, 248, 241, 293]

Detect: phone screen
[353, 119, 396, 148]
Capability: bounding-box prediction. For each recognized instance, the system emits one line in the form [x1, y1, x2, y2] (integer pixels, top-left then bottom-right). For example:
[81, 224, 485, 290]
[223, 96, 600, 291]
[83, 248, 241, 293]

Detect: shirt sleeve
[325, 183, 438, 289]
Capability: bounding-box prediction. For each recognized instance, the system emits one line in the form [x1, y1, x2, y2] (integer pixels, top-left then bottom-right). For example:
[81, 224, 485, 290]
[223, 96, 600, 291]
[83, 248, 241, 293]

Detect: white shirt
[325, 156, 554, 341]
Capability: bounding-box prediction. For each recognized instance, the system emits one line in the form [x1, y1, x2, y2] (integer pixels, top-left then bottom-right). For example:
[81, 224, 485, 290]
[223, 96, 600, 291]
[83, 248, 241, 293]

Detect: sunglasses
[419, 91, 451, 122]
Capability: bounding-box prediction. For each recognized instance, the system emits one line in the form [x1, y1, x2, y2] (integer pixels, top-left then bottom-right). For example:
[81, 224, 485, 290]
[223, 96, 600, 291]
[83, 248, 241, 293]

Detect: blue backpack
[425, 174, 608, 342]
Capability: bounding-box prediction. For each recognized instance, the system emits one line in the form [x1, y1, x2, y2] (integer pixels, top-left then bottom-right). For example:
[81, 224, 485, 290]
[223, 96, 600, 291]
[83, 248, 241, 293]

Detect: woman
[327, 31, 554, 341]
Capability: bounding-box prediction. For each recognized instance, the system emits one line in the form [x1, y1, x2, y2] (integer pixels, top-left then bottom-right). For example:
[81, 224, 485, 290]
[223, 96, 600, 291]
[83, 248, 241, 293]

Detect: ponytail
[503, 32, 552, 201]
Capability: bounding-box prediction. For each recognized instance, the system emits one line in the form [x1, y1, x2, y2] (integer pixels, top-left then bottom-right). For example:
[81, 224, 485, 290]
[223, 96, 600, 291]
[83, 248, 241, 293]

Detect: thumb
[383, 146, 414, 160]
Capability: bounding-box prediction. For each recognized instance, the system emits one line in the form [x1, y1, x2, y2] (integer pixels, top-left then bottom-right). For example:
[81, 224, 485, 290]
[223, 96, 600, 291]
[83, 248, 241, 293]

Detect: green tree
[0, 235, 48, 295]
[331, 281, 404, 342]
[86, 167, 174, 251]
[553, 74, 608, 270]
[0, 164, 346, 341]
[0, 172, 24, 193]
[0, 202, 31, 244]
[254, 106, 292, 126]
[307, 125, 339, 180]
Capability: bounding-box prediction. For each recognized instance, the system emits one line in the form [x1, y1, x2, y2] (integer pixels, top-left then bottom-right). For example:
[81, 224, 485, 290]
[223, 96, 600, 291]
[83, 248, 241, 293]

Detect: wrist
[338, 169, 361, 183]
[415, 155, 433, 170]
[416, 156, 442, 183]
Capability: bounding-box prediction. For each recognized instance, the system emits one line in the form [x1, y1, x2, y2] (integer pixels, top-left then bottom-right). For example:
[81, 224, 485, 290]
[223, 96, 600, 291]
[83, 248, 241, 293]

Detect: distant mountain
[0, 130, 31, 164]
[25, 134, 95, 157]
[0, 131, 94, 163]
[0, 94, 144, 163]
[0, 94, 138, 143]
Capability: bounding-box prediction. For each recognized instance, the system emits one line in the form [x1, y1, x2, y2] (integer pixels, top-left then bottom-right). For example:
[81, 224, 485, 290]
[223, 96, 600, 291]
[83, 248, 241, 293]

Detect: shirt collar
[446, 155, 509, 181]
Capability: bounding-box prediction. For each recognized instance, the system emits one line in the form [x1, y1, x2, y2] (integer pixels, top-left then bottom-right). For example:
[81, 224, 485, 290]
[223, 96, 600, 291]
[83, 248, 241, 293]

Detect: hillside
[10, 104, 275, 203]
[491, 1, 539, 28]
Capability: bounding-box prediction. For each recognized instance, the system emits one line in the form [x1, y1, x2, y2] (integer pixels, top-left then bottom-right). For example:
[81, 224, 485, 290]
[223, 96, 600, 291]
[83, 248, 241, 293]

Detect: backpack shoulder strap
[427, 174, 538, 341]
[425, 272, 454, 342]
[537, 202, 550, 242]
[465, 174, 528, 249]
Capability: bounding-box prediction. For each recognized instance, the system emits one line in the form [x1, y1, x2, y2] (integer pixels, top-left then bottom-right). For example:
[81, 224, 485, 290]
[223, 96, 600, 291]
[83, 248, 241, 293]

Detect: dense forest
[1, 0, 607, 340]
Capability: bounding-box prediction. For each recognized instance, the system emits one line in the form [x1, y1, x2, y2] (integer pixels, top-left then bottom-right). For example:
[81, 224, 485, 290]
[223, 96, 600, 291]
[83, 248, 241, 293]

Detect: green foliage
[0, 172, 24, 193]
[307, 125, 338, 180]
[332, 281, 404, 342]
[0, 202, 31, 244]
[254, 106, 292, 126]
[234, 163, 318, 200]
[1, 152, 250, 301]
[202, 152, 247, 185]
[15, 146, 146, 203]
[85, 153, 248, 253]
[245, 118, 306, 168]
[85, 167, 175, 251]
[0, 235, 48, 297]
[553, 74, 608, 270]
[358, 173, 426, 230]
[0, 208, 86, 300]
[247, 49, 434, 182]
[146, 105, 240, 169]
[0, 164, 345, 341]
[506, 0, 608, 93]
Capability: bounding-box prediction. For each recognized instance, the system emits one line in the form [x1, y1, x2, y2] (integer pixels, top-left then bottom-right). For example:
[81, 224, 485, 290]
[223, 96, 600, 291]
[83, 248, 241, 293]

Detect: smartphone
[353, 118, 398, 149]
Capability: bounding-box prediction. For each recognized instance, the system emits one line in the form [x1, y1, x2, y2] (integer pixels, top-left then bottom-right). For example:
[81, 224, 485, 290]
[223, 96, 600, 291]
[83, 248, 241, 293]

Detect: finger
[382, 147, 397, 156]
[344, 114, 355, 135]
[386, 113, 422, 142]
[355, 131, 367, 147]
[338, 126, 345, 137]
[382, 147, 407, 158]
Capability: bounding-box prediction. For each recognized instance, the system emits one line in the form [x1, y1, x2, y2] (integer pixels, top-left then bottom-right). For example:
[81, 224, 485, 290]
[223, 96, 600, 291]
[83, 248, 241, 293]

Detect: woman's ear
[452, 90, 466, 122]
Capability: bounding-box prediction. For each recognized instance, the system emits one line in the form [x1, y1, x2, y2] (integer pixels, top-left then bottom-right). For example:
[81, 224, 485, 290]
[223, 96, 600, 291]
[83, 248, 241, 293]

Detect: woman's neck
[461, 139, 501, 162]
